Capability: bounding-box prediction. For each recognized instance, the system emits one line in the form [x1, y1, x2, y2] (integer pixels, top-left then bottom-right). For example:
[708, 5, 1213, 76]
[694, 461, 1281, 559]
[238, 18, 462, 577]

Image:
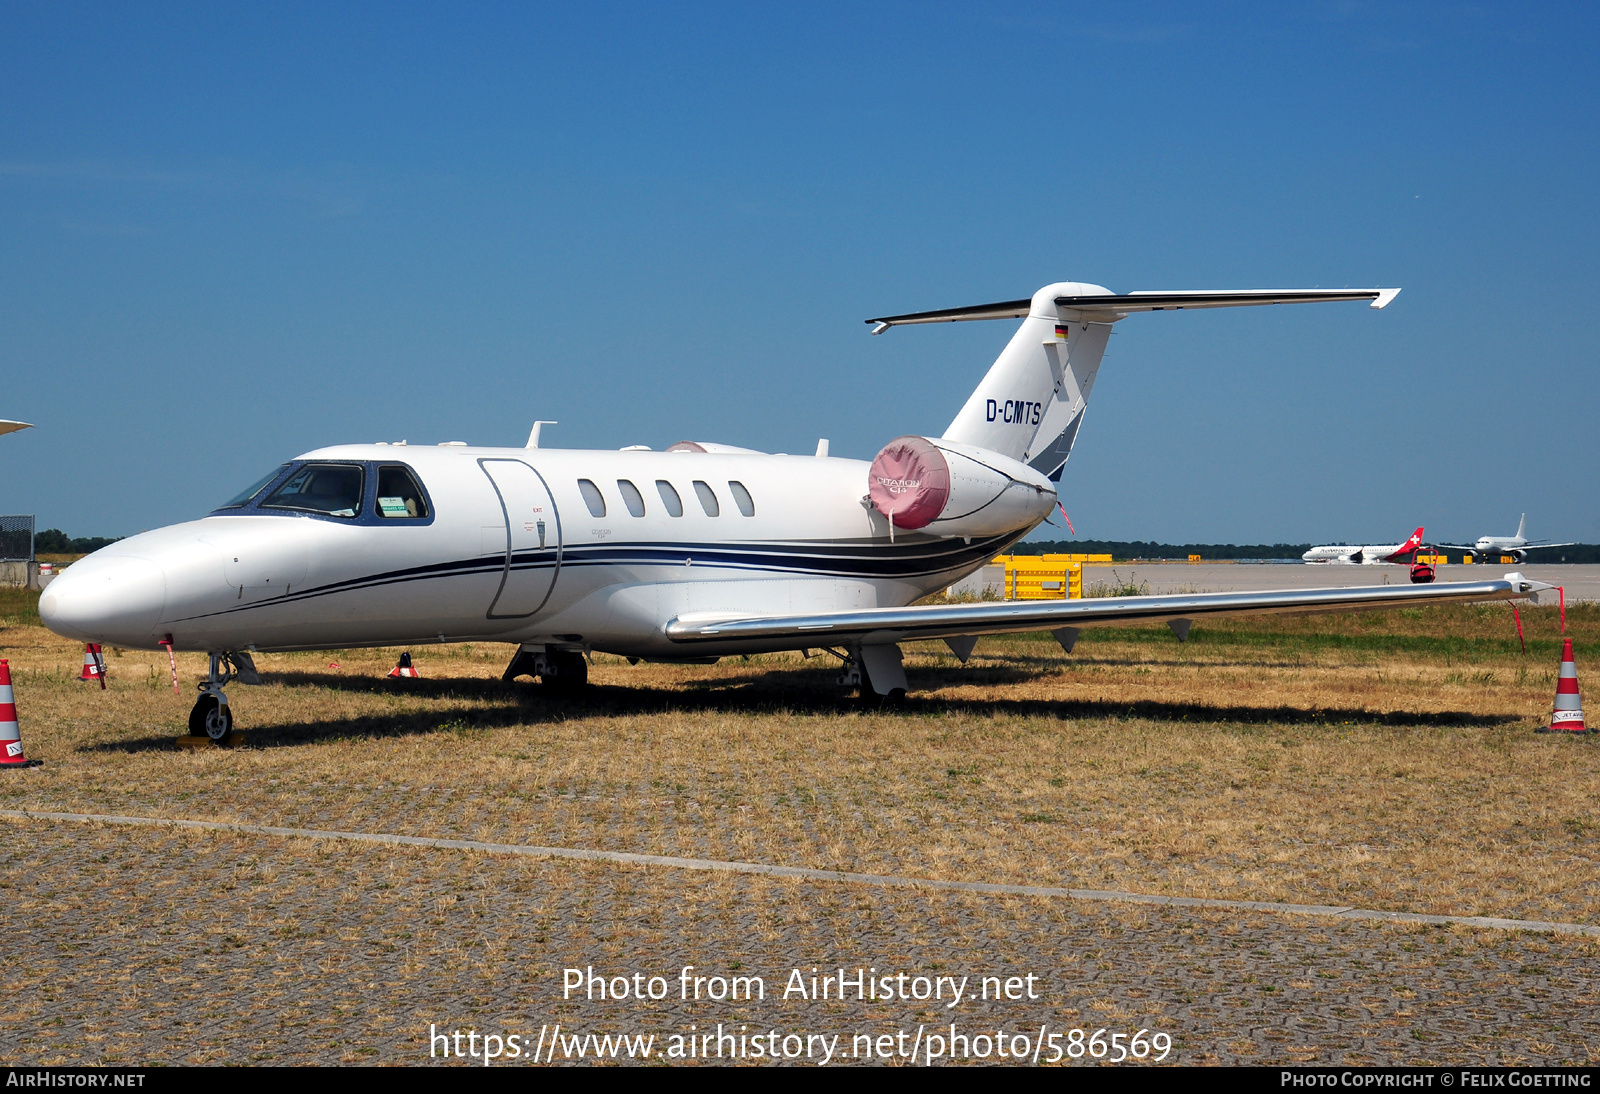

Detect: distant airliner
[1438, 515, 1577, 563]
[39, 281, 1549, 741]
[1302, 528, 1425, 565]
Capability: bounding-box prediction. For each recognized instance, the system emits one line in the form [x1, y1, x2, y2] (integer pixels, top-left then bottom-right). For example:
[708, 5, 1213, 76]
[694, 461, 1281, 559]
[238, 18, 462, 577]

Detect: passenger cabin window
[219, 464, 290, 509]
[375, 465, 429, 519]
[656, 480, 683, 517]
[578, 479, 606, 518]
[261, 463, 365, 518]
[728, 480, 755, 517]
[692, 480, 719, 517]
[617, 479, 646, 517]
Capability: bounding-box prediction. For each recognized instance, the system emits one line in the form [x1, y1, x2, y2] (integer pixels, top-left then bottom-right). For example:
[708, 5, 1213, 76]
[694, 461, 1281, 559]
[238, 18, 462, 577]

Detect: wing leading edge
[665, 574, 1548, 650]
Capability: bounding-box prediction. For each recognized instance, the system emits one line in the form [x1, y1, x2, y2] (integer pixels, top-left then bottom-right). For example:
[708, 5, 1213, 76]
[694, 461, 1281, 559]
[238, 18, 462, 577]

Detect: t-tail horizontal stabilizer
[874, 281, 1399, 473]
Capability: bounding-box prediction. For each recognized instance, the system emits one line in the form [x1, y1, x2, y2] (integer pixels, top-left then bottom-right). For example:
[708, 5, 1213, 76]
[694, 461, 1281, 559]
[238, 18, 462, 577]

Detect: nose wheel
[188, 652, 236, 744]
[189, 693, 233, 743]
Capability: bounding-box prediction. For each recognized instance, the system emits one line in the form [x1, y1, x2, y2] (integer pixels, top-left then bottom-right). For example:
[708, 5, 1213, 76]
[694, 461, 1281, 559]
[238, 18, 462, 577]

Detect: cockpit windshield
[260, 463, 365, 518]
[219, 464, 291, 509]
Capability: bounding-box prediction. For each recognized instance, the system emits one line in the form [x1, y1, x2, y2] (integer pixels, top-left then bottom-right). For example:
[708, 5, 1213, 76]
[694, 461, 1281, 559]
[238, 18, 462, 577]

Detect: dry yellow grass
[2, 590, 1596, 925]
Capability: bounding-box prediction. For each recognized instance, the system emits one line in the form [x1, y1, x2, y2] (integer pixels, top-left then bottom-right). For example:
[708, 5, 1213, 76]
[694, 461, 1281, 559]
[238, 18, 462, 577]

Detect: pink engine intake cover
[868, 436, 950, 531]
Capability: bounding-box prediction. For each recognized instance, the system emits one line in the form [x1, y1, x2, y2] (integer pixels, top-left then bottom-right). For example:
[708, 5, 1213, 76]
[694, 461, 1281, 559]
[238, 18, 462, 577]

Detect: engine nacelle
[867, 435, 1056, 539]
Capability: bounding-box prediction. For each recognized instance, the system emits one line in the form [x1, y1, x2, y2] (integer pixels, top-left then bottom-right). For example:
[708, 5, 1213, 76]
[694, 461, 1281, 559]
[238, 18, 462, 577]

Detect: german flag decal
[1054, 324, 1069, 341]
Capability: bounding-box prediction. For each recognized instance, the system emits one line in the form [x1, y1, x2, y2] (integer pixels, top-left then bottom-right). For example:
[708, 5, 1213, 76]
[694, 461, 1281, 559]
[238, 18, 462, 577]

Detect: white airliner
[39, 281, 1550, 741]
[1301, 527, 1425, 565]
[1438, 515, 1578, 563]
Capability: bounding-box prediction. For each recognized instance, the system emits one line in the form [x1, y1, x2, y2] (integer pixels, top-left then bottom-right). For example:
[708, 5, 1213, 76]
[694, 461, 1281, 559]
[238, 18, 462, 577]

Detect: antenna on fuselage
[526, 421, 558, 449]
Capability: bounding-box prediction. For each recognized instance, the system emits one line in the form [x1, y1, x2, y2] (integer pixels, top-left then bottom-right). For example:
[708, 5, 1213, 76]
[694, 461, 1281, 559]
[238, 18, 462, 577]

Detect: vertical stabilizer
[1516, 513, 1526, 540]
[942, 282, 1115, 469]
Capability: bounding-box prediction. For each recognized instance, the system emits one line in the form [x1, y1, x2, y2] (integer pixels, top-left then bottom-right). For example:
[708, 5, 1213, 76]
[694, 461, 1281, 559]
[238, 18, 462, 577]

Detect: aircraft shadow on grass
[84, 664, 1524, 753]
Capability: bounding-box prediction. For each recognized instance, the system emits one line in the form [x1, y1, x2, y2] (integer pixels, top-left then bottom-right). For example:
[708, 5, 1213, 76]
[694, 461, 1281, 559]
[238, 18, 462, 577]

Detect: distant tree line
[1016, 539, 1600, 563]
[1016, 539, 1310, 560]
[34, 529, 123, 554]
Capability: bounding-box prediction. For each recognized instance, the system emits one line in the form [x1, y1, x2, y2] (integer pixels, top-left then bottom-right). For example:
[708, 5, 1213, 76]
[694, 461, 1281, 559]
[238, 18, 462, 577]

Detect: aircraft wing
[866, 288, 1399, 330]
[0, 420, 33, 437]
[665, 574, 1548, 650]
[1433, 542, 1580, 553]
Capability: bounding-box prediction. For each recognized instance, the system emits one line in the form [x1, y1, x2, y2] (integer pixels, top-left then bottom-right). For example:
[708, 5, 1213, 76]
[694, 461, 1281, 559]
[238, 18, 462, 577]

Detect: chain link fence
[0, 515, 35, 561]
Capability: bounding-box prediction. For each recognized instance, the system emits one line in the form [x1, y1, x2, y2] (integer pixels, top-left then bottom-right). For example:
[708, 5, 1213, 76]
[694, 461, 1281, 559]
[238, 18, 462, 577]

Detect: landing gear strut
[188, 653, 234, 743]
[502, 647, 589, 694]
[837, 645, 908, 707]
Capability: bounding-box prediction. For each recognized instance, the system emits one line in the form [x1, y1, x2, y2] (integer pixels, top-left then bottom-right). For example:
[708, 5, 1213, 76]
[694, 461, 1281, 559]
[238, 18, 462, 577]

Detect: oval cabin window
[692, 480, 719, 517]
[578, 479, 606, 518]
[656, 480, 683, 517]
[728, 480, 755, 517]
[617, 479, 646, 517]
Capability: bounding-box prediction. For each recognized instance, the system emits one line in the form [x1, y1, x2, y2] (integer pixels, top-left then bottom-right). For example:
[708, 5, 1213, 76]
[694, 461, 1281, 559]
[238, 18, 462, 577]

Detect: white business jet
[40, 281, 1550, 741]
[1438, 515, 1577, 564]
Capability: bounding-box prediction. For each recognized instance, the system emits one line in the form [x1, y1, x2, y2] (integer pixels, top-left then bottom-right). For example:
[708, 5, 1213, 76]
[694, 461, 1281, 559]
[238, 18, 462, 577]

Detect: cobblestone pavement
[4, 819, 1597, 1066]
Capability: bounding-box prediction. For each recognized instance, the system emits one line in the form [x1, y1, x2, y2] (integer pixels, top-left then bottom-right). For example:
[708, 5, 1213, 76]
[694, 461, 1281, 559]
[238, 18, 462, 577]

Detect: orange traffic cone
[0, 659, 41, 769]
[1538, 637, 1587, 734]
[78, 643, 104, 682]
[387, 652, 420, 679]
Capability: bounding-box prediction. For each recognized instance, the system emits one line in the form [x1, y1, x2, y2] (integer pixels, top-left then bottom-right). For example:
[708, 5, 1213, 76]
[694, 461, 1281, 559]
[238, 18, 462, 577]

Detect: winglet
[1372, 288, 1401, 309]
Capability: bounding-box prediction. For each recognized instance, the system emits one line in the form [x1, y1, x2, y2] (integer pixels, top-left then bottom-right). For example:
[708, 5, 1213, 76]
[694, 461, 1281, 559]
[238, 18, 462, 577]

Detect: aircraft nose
[38, 556, 167, 644]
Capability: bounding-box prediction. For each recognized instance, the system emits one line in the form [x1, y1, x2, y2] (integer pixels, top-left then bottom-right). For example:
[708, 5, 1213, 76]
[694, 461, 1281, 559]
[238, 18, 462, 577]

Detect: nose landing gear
[188, 653, 236, 743]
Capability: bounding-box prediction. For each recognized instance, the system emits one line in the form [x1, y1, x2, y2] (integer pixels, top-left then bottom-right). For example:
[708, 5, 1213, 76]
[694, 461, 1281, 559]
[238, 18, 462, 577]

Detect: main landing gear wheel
[189, 694, 233, 744]
[539, 651, 589, 694]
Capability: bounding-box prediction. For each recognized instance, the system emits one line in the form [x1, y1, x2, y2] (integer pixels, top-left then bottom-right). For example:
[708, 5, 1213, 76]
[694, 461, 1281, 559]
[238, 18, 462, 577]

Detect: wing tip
[1371, 288, 1402, 309]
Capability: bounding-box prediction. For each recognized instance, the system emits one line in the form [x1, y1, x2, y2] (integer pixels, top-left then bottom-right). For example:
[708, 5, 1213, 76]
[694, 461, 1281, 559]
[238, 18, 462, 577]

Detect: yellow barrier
[1415, 553, 1447, 565]
[991, 555, 1096, 599]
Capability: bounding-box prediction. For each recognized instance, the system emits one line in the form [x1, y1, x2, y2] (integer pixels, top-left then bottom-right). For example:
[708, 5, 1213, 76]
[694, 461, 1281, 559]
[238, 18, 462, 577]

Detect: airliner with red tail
[1301, 528, 1425, 565]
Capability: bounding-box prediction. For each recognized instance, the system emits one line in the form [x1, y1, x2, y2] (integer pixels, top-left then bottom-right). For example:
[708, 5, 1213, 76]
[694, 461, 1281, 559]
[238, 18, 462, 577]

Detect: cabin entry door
[478, 459, 562, 618]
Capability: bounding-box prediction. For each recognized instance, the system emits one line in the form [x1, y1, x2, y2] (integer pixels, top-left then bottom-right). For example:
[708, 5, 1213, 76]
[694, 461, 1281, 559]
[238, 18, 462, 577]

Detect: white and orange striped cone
[1538, 637, 1587, 734]
[78, 643, 103, 682]
[0, 659, 41, 769]
[386, 652, 420, 679]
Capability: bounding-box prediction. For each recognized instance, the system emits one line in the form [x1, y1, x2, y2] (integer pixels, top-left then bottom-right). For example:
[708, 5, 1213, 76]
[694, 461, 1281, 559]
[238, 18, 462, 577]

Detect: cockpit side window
[219, 464, 291, 509]
[261, 462, 365, 518]
[375, 465, 430, 519]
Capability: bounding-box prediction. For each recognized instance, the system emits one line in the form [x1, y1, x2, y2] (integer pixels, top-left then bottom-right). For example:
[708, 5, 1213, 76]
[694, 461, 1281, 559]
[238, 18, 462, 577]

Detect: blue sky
[2, 2, 1595, 545]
